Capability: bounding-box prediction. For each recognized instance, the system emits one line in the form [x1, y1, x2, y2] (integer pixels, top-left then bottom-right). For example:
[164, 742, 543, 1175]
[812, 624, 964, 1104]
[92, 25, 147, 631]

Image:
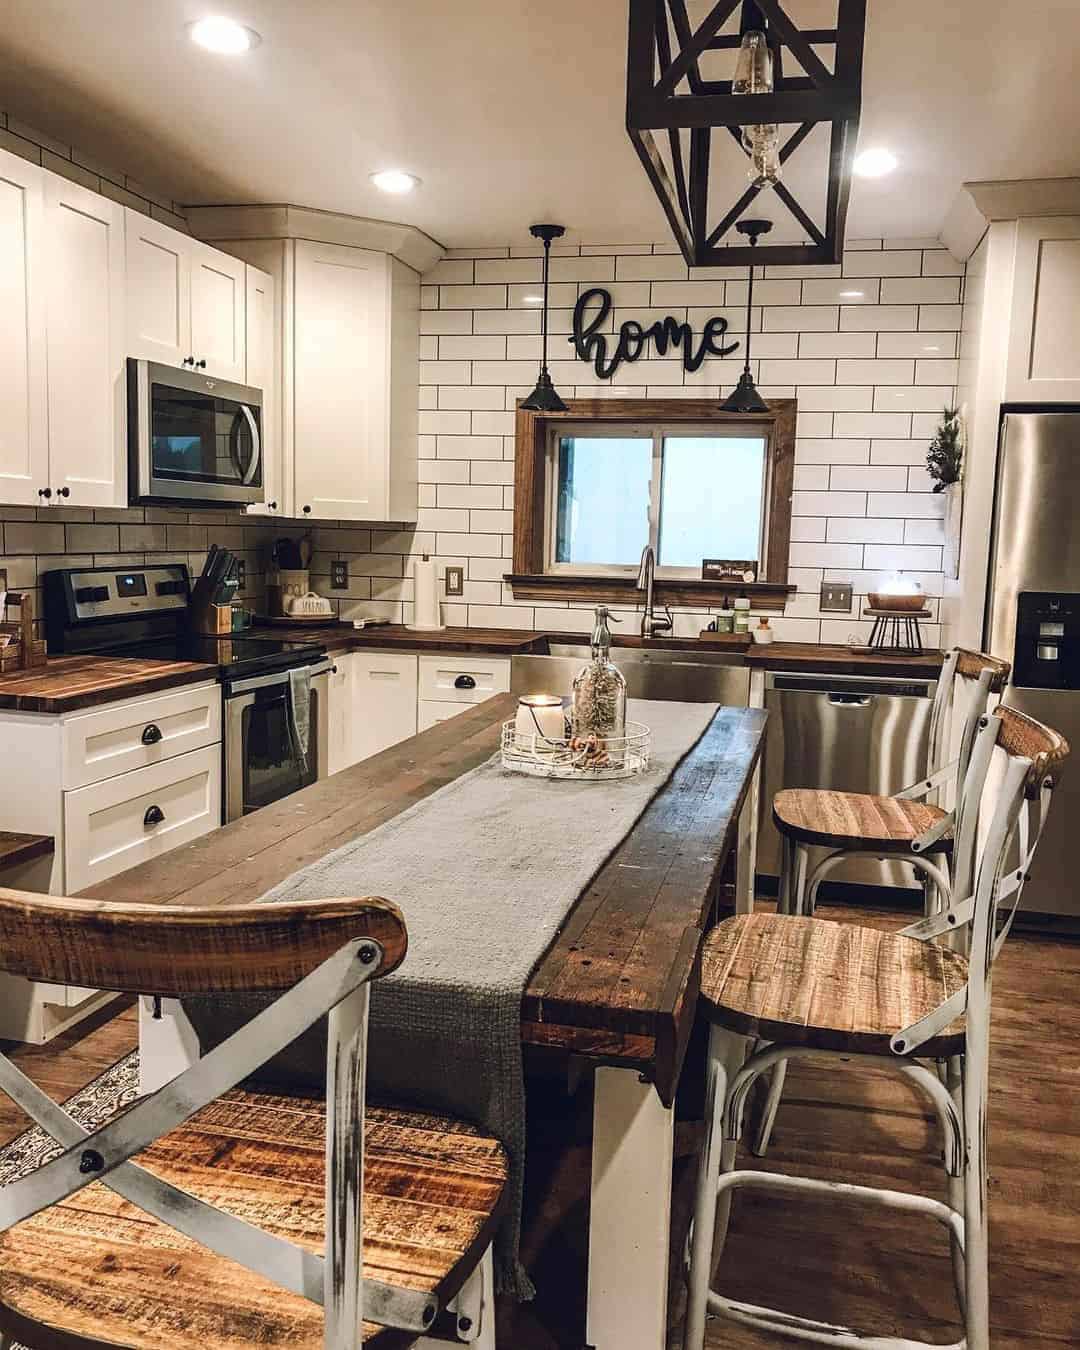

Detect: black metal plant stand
[864, 607, 932, 655]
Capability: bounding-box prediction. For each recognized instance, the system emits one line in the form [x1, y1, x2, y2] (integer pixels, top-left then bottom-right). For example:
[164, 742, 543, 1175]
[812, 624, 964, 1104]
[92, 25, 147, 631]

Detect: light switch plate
[445, 565, 464, 597]
[820, 581, 853, 613]
[330, 560, 349, 590]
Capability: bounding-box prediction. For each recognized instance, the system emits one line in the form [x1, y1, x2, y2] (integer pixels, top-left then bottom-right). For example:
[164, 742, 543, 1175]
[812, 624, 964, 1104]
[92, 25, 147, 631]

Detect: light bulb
[369, 169, 421, 195]
[189, 16, 259, 54]
[732, 30, 780, 186]
[733, 31, 773, 97]
[748, 131, 781, 188]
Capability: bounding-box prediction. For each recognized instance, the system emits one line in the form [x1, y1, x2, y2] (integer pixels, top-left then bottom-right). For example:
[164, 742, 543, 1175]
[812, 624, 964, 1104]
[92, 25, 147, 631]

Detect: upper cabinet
[45, 176, 126, 508]
[1006, 217, 1080, 402]
[0, 150, 48, 507]
[125, 210, 246, 381]
[243, 263, 283, 516]
[292, 242, 418, 522]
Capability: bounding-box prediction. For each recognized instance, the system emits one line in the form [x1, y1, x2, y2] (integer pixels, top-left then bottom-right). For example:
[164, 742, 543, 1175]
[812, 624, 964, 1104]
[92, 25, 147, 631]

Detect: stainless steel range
[43, 564, 334, 823]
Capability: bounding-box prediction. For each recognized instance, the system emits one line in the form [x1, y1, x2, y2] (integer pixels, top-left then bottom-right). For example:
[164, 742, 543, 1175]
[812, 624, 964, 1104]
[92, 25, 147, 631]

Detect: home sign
[569, 286, 739, 380]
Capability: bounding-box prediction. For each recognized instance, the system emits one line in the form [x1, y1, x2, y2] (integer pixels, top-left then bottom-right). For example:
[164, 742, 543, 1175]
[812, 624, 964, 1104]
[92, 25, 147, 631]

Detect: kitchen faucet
[636, 545, 674, 638]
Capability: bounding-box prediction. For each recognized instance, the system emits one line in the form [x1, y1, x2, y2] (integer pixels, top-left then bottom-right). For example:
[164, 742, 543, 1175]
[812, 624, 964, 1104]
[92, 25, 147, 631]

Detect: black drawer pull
[144, 805, 165, 828]
[454, 674, 477, 690]
[141, 723, 163, 745]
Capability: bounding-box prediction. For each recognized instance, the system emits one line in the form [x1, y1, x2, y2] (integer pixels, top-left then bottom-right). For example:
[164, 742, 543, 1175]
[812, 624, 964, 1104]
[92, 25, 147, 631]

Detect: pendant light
[521, 223, 569, 413]
[732, 30, 781, 188]
[721, 218, 772, 414]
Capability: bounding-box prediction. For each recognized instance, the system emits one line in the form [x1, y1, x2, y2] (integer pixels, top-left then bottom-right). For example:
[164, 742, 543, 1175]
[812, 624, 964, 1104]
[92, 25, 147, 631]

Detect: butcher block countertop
[255, 621, 548, 654]
[0, 655, 216, 714]
[741, 641, 944, 678]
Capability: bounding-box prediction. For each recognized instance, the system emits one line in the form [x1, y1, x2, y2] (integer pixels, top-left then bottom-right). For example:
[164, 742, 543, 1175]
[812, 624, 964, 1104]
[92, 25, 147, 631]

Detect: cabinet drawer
[418, 654, 510, 705]
[62, 682, 221, 789]
[417, 700, 467, 733]
[63, 745, 221, 892]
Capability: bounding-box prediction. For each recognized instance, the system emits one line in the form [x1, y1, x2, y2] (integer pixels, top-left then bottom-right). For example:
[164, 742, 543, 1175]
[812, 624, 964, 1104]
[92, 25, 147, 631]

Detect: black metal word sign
[569, 286, 738, 379]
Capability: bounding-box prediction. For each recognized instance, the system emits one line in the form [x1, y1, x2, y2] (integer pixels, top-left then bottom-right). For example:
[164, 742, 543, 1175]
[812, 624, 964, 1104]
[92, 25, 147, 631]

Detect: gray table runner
[185, 698, 718, 1297]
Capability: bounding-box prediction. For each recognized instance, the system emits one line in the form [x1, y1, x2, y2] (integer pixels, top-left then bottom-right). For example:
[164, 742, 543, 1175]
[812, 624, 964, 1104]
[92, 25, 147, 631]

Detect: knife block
[0, 591, 48, 672]
[190, 597, 233, 637]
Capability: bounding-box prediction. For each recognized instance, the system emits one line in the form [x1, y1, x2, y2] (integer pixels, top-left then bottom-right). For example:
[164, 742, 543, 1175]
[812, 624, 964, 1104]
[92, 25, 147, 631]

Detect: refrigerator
[986, 410, 1080, 916]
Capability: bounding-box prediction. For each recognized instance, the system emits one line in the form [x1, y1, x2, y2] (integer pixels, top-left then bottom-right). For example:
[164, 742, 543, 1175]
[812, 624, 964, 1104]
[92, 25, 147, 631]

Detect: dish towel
[183, 698, 720, 1299]
[287, 666, 312, 772]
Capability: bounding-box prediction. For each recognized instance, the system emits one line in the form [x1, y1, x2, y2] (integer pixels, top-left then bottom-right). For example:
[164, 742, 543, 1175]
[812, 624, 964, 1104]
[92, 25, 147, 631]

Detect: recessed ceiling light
[853, 147, 898, 178]
[369, 169, 421, 195]
[522, 294, 544, 305]
[189, 16, 260, 54]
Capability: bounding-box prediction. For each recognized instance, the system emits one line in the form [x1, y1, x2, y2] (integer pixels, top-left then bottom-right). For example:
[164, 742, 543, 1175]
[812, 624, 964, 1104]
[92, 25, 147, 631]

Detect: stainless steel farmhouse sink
[511, 642, 751, 706]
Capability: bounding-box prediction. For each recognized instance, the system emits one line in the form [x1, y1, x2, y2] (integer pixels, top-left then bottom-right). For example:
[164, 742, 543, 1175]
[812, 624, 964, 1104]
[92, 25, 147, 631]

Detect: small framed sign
[702, 559, 758, 584]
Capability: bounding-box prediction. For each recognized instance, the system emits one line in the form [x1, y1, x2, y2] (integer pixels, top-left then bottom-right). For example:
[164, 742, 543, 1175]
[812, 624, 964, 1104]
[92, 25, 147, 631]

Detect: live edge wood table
[83, 693, 767, 1350]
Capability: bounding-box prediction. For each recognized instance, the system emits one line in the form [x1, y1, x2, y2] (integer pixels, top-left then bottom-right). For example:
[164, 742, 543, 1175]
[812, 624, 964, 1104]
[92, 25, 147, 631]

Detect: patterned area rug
[0, 1051, 140, 1349]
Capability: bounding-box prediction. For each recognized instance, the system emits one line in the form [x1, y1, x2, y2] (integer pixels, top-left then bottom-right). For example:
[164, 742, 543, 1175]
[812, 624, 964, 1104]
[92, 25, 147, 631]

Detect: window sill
[504, 573, 795, 612]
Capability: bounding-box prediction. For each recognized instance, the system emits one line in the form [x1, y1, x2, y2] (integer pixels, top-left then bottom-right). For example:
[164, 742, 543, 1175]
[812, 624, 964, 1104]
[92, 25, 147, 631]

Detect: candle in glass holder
[515, 694, 567, 750]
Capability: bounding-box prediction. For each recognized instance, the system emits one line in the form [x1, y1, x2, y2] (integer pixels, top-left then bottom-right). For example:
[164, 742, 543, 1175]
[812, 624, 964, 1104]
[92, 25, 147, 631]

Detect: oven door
[129, 359, 264, 507]
[223, 665, 331, 823]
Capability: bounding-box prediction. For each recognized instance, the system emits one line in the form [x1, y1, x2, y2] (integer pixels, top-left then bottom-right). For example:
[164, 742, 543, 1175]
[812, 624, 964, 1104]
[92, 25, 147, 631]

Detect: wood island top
[0, 654, 217, 714]
[82, 693, 767, 1104]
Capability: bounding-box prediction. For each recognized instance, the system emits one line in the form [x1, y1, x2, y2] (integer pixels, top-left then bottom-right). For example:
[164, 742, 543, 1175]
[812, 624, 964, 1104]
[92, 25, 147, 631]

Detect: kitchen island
[83, 693, 766, 1350]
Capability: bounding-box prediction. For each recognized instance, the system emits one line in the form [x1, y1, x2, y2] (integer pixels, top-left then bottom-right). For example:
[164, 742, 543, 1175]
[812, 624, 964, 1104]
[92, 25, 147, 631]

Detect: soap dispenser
[571, 606, 627, 742]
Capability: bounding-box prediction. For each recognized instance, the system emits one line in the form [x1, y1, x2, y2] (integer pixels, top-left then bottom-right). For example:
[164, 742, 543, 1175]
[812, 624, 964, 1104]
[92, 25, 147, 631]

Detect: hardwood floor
[1, 905, 1077, 1349]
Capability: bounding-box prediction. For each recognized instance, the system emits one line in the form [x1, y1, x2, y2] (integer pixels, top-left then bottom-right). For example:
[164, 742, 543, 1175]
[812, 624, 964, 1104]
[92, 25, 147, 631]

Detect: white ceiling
[1, 0, 1080, 250]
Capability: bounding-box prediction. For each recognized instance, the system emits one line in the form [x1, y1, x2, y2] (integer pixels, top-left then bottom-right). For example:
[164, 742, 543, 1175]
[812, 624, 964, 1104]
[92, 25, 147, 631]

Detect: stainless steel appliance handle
[828, 693, 873, 706]
[239, 404, 261, 486]
[225, 659, 335, 697]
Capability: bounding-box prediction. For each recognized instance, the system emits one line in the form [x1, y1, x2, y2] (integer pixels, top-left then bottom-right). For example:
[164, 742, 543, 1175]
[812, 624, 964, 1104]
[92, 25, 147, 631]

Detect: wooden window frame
[508, 398, 797, 611]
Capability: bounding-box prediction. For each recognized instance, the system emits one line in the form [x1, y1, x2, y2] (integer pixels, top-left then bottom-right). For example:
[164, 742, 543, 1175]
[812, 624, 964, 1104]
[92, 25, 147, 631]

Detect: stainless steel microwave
[127, 359, 264, 508]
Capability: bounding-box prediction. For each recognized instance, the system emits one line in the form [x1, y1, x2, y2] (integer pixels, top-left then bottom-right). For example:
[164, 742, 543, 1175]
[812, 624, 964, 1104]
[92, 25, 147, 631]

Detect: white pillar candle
[515, 694, 567, 748]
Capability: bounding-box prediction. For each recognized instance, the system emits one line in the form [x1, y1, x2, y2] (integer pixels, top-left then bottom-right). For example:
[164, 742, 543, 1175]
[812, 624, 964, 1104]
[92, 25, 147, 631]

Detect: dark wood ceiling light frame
[508, 398, 797, 612]
[626, 0, 867, 267]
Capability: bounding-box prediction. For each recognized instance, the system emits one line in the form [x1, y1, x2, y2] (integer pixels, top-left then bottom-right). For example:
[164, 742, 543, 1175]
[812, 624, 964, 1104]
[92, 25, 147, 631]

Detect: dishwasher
[758, 670, 938, 900]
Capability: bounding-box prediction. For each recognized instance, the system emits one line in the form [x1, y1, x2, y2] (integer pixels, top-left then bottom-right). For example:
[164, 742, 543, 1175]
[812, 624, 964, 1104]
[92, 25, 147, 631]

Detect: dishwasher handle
[828, 692, 873, 706]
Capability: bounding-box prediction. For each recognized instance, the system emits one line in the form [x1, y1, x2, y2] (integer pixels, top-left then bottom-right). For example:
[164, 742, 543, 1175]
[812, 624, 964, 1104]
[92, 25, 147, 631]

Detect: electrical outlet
[330, 560, 349, 590]
[445, 565, 464, 597]
[820, 581, 853, 613]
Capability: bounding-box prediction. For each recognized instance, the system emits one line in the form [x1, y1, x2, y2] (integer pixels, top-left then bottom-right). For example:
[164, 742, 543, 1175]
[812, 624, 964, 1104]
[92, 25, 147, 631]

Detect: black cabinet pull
[268, 500, 278, 511]
[454, 674, 477, 690]
[38, 487, 51, 499]
[56, 487, 70, 498]
[144, 804, 165, 827]
[182, 356, 195, 366]
[141, 723, 163, 745]
[302, 504, 312, 514]
[195, 358, 207, 369]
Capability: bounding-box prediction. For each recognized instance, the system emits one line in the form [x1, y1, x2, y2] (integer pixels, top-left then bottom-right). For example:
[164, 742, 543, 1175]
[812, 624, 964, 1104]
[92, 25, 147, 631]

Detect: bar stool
[683, 705, 1068, 1350]
[756, 649, 1010, 1156]
[0, 891, 507, 1349]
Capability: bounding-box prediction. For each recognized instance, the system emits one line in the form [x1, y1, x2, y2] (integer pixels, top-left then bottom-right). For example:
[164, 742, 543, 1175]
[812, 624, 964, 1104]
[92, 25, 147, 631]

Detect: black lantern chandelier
[720, 218, 771, 413]
[520, 223, 569, 413]
[626, 0, 866, 267]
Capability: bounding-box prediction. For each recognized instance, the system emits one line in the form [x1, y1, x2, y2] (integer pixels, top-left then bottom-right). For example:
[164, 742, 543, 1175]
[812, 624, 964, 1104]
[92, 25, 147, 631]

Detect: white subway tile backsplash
[789, 541, 865, 568]
[791, 517, 827, 542]
[870, 439, 929, 465]
[471, 411, 516, 436]
[725, 279, 802, 307]
[416, 507, 470, 532]
[551, 255, 615, 282]
[437, 385, 506, 410]
[840, 305, 917, 331]
[867, 492, 946, 519]
[419, 410, 471, 435]
[474, 258, 544, 283]
[419, 361, 472, 385]
[757, 357, 837, 384]
[920, 251, 965, 276]
[615, 254, 689, 281]
[792, 490, 867, 517]
[876, 330, 958, 358]
[419, 309, 474, 335]
[795, 386, 873, 412]
[762, 305, 839, 332]
[796, 411, 835, 437]
[438, 335, 507, 360]
[437, 484, 504, 509]
[794, 465, 830, 491]
[796, 438, 870, 464]
[801, 278, 881, 305]
[834, 412, 912, 438]
[473, 308, 542, 334]
[864, 543, 943, 571]
[826, 517, 905, 544]
[418, 459, 470, 484]
[422, 259, 474, 285]
[439, 284, 509, 309]
[904, 517, 946, 545]
[918, 305, 963, 330]
[842, 250, 922, 276]
[468, 509, 514, 533]
[835, 358, 915, 385]
[435, 435, 504, 460]
[650, 280, 727, 306]
[436, 532, 504, 557]
[881, 276, 962, 305]
[915, 358, 960, 385]
[798, 331, 877, 358]
[872, 385, 954, 412]
[828, 465, 909, 492]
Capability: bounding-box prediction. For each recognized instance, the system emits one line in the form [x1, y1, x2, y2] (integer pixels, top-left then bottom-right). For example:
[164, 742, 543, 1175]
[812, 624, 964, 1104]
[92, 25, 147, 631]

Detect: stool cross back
[0, 890, 508, 1350]
[685, 704, 1069, 1350]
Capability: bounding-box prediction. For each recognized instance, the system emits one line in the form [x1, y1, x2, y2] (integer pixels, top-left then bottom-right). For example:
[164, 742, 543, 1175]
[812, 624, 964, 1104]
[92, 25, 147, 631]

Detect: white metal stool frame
[0, 891, 497, 1350]
[683, 707, 1065, 1350]
[757, 652, 1005, 1157]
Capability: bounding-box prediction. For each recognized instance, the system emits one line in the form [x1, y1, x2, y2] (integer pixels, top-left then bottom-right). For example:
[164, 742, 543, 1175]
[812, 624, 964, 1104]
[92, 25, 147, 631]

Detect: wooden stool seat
[699, 913, 968, 1057]
[772, 788, 952, 854]
[0, 1090, 509, 1350]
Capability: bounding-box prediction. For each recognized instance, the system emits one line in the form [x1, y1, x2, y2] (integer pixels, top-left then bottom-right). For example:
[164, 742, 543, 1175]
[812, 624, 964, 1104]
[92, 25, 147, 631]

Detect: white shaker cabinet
[1006, 216, 1080, 402]
[243, 262, 284, 516]
[44, 175, 126, 507]
[207, 234, 419, 524]
[0, 148, 48, 506]
[326, 650, 419, 774]
[125, 209, 247, 381]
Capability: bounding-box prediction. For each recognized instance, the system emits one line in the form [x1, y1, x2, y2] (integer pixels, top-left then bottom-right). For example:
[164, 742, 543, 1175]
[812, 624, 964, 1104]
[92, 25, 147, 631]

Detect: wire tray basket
[500, 719, 652, 780]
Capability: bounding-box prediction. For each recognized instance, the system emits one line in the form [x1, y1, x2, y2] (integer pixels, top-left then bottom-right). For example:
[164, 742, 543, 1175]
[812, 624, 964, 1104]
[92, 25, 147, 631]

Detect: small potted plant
[927, 406, 963, 577]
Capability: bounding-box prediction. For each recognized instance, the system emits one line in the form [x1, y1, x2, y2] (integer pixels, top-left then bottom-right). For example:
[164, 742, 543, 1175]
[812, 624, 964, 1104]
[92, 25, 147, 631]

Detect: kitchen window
[510, 398, 796, 608]
[548, 424, 769, 577]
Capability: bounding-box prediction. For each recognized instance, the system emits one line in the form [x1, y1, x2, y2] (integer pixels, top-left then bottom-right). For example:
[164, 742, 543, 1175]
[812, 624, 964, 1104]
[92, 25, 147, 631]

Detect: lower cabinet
[0, 681, 222, 1043]
[327, 649, 512, 773]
